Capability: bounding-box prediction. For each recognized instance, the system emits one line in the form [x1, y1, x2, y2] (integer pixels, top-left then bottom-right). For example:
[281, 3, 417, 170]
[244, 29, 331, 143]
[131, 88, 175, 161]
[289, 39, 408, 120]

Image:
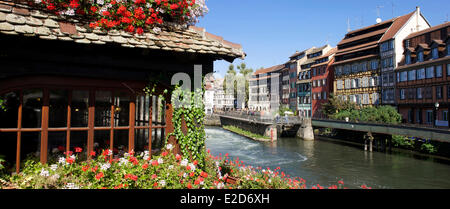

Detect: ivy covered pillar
[165, 95, 182, 156]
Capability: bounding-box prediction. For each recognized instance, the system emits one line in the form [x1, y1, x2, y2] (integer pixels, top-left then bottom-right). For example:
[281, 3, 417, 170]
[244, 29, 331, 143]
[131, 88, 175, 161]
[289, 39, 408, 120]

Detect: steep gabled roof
[405, 21, 450, 40]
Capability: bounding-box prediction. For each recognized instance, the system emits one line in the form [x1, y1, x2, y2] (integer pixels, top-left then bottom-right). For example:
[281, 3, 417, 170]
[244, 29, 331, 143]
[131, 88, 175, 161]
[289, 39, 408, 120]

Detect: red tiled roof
[336, 44, 378, 57]
[379, 11, 415, 42]
[338, 28, 389, 46]
[405, 21, 450, 40]
[333, 54, 378, 66]
[253, 64, 284, 75]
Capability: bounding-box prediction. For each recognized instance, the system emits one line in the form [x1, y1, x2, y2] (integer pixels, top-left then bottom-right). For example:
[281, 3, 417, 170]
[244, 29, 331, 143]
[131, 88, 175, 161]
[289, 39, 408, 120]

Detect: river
[205, 127, 450, 189]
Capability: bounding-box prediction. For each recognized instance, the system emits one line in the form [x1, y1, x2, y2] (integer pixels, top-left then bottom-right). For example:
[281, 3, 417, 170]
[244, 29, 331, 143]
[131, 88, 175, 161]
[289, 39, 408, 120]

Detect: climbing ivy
[144, 80, 207, 170]
[168, 86, 207, 169]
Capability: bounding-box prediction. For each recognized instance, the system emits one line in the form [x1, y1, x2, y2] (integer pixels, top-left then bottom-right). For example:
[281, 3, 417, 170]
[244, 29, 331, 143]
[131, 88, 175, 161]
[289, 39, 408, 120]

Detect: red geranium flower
[187, 183, 192, 189]
[201, 171, 208, 178]
[75, 147, 82, 153]
[96, 172, 104, 180]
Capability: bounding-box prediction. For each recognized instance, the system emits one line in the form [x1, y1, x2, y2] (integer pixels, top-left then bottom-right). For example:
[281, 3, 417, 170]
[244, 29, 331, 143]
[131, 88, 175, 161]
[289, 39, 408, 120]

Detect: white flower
[51, 174, 60, 180]
[58, 157, 66, 164]
[217, 182, 224, 189]
[119, 158, 128, 165]
[97, 0, 104, 5]
[188, 163, 196, 171]
[158, 157, 164, 164]
[64, 183, 80, 189]
[34, 0, 42, 3]
[50, 164, 58, 171]
[100, 163, 111, 171]
[40, 169, 49, 177]
[166, 144, 174, 150]
[268, 179, 272, 183]
[180, 159, 188, 167]
[108, 149, 113, 156]
[159, 180, 166, 187]
[124, 152, 130, 158]
[168, 165, 174, 170]
[183, 173, 187, 178]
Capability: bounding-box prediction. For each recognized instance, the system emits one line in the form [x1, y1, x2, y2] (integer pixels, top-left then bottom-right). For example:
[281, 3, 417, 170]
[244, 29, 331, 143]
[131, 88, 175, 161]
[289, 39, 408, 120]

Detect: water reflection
[205, 127, 450, 189]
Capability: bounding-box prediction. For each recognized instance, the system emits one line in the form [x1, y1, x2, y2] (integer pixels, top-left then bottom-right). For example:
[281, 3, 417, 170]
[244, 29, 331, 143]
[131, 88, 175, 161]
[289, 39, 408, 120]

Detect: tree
[236, 63, 253, 108]
[321, 93, 359, 117]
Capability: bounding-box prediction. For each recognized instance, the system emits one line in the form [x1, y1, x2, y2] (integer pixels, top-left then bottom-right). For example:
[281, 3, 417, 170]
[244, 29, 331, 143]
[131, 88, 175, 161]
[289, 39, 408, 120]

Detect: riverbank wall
[204, 114, 221, 126]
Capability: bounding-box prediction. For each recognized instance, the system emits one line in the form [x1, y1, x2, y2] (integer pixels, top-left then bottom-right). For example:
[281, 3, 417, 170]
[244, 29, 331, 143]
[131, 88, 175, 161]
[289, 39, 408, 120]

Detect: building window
[417, 68, 426, 80]
[371, 93, 379, 105]
[344, 65, 350, 74]
[323, 79, 326, 86]
[416, 109, 422, 124]
[426, 66, 434, 79]
[400, 71, 408, 82]
[444, 111, 449, 122]
[447, 43, 450, 56]
[323, 92, 327, 100]
[432, 47, 439, 59]
[345, 79, 351, 89]
[448, 86, 450, 99]
[417, 88, 423, 99]
[408, 69, 416, 81]
[436, 65, 443, 78]
[426, 110, 433, 124]
[371, 60, 378, 70]
[436, 86, 443, 99]
[408, 110, 413, 123]
[400, 89, 406, 100]
[361, 62, 367, 71]
[448, 64, 450, 76]
[406, 53, 411, 65]
[418, 51, 424, 62]
[352, 64, 358, 73]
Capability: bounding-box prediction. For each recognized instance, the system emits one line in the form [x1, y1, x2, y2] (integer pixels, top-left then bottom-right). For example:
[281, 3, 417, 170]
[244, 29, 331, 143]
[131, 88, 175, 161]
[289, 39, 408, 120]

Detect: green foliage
[7, 149, 311, 189]
[0, 97, 5, 111]
[168, 86, 207, 169]
[421, 142, 437, 154]
[325, 96, 402, 125]
[322, 93, 359, 116]
[0, 155, 5, 171]
[223, 125, 270, 140]
[392, 135, 415, 148]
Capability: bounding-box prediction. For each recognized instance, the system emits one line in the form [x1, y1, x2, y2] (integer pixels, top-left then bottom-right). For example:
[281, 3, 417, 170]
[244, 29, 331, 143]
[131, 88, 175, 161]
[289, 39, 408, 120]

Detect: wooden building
[0, 1, 245, 173]
[396, 22, 450, 128]
[310, 47, 336, 119]
[333, 8, 429, 107]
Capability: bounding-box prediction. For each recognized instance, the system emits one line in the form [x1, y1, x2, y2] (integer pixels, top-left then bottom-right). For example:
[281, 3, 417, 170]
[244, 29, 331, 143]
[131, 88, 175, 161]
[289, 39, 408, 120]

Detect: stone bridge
[213, 113, 450, 144]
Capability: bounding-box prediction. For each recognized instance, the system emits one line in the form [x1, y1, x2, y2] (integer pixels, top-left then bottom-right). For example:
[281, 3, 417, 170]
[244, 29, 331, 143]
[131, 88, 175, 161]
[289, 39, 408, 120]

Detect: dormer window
[417, 51, 424, 62]
[406, 52, 411, 65]
[447, 42, 450, 56]
[432, 47, 439, 59]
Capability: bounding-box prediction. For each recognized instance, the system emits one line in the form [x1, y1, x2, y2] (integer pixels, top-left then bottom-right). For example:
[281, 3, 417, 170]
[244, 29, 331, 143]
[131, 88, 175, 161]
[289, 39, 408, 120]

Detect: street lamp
[434, 102, 440, 128]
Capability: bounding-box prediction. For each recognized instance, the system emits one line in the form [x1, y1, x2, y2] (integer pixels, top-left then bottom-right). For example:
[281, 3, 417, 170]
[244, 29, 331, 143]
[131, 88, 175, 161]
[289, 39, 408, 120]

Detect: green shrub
[392, 135, 415, 148]
[421, 143, 437, 154]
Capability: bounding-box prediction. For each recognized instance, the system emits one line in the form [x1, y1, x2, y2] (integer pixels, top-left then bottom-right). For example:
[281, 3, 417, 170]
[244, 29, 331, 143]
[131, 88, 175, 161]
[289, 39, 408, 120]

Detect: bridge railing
[214, 110, 305, 125]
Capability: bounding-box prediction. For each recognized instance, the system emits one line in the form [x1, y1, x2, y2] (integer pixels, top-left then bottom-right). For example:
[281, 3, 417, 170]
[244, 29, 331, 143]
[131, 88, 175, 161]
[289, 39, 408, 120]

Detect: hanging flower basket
[24, 0, 208, 34]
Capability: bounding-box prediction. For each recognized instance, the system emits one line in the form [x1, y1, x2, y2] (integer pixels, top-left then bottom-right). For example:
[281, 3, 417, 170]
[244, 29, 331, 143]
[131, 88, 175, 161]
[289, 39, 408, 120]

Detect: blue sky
[195, 0, 449, 78]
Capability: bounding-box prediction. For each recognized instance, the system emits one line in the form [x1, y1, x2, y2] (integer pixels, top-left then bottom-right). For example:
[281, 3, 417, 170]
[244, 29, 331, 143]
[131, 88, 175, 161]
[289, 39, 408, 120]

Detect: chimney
[416, 6, 420, 32]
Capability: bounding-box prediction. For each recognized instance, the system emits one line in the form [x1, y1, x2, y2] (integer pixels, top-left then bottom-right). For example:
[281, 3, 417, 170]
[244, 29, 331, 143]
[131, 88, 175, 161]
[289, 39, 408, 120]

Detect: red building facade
[311, 48, 336, 118]
[396, 22, 450, 128]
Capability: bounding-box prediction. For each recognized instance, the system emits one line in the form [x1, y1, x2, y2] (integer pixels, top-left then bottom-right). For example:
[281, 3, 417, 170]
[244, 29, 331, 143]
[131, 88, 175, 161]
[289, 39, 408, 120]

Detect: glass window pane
[135, 95, 150, 127]
[23, 89, 43, 128]
[94, 130, 110, 154]
[71, 91, 89, 127]
[95, 91, 113, 127]
[49, 90, 69, 128]
[135, 129, 148, 153]
[114, 92, 130, 127]
[0, 91, 19, 128]
[70, 131, 87, 155]
[113, 130, 128, 157]
[48, 132, 66, 162]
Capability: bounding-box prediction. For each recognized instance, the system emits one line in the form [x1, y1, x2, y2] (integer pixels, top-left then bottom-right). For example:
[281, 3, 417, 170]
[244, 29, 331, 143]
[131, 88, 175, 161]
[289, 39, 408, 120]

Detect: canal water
[205, 127, 450, 189]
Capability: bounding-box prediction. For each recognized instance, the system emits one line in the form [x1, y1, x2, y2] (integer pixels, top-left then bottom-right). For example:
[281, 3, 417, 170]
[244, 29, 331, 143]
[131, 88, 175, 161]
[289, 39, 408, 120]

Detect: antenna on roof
[376, 5, 384, 23]
[347, 17, 351, 32]
[391, 1, 395, 18]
